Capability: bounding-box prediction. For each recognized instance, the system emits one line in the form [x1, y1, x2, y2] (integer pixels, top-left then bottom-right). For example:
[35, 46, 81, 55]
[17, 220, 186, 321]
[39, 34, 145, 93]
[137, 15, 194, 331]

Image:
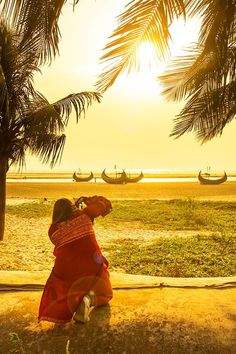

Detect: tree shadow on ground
[1, 301, 236, 354]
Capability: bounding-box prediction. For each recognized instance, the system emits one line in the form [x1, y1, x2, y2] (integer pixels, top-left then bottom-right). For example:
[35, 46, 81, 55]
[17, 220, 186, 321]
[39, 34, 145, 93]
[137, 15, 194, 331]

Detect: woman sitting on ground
[38, 195, 113, 324]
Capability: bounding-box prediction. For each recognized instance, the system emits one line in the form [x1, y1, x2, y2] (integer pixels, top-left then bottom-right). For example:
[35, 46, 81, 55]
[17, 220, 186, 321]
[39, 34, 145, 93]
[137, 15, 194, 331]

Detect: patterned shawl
[50, 213, 95, 253]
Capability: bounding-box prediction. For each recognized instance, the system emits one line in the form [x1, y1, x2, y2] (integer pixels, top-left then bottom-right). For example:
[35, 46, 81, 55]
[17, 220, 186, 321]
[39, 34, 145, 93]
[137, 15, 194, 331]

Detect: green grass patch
[6, 201, 54, 218]
[97, 199, 236, 233]
[6, 199, 236, 277]
[106, 235, 236, 277]
[6, 199, 236, 234]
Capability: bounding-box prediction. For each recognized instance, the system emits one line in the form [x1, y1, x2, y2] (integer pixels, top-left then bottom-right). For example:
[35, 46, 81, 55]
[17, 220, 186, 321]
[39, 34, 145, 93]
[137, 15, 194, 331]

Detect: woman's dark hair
[52, 198, 74, 224]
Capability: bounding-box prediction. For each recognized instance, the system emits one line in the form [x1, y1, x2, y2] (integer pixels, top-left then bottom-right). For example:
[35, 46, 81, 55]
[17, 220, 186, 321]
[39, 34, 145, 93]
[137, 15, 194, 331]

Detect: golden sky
[23, 0, 236, 173]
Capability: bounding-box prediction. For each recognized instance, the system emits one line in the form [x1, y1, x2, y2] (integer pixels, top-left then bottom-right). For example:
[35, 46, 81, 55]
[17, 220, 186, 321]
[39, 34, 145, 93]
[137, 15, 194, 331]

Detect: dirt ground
[0, 272, 235, 354]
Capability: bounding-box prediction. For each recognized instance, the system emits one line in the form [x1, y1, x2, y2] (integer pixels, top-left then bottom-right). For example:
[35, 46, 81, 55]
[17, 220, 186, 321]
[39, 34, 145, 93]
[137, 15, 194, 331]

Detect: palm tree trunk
[0, 158, 8, 241]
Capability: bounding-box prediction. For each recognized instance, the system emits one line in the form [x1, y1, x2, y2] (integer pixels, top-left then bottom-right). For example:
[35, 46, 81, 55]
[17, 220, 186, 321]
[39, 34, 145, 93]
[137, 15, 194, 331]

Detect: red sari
[38, 200, 113, 323]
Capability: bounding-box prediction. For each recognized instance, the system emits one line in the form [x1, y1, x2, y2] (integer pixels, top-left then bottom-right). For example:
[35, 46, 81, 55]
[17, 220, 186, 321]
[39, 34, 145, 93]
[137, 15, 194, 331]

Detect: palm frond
[73, 0, 80, 8]
[52, 91, 102, 124]
[186, 0, 236, 49]
[9, 140, 26, 170]
[20, 92, 65, 135]
[24, 107, 64, 136]
[0, 0, 61, 63]
[159, 45, 202, 100]
[159, 44, 236, 100]
[0, 19, 42, 126]
[7, 115, 66, 168]
[27, 133, 66, 168]
[97, 0, 186, 92]
[185, 0, 208, 17]
[0, 0, 82, 64]
[160, 0, 236, 143]
[7, 103, 65, 169]
[171, 80, 236, 142]
[0, 64, 8, 113]
[17, 0, 62, 64]
[10, 90, 101, 168]
[0, 20, 16, 118]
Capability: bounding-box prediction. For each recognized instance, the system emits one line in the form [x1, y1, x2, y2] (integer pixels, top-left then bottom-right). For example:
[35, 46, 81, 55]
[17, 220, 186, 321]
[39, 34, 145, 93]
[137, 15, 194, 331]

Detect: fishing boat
[125, 171, 144, 183]
[101, 169, 127, 184]
[198, 171, 227, 185]
[73, 171, 94, 182]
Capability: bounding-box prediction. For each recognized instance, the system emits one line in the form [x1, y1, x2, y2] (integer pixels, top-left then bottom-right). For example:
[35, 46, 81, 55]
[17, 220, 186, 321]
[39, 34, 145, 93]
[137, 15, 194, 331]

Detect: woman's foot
[73, 295, 91, 323]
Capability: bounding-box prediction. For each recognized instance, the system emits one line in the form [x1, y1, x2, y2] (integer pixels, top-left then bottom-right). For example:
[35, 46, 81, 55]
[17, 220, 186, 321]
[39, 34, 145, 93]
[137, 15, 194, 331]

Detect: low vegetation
[6, 199, 236, 232]
[105, 235, 236, 277]
[5, 199, 236, 277]
[98, 199, 236, 232]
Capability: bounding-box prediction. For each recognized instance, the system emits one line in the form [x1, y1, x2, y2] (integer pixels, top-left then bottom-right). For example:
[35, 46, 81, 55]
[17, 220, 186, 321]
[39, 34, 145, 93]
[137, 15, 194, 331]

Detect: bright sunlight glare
[113, 16, 201, 96]
[114, 41, 163, 95]
[137, 42, 157, 69]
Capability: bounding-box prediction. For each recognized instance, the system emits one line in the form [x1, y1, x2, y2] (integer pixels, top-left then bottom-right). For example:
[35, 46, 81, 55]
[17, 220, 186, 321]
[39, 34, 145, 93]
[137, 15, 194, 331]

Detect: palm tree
[0, 17, 101, 240]
[1, 1, 235, 141]
[159, 0, 236, 142]
[96, 0, 236, 142]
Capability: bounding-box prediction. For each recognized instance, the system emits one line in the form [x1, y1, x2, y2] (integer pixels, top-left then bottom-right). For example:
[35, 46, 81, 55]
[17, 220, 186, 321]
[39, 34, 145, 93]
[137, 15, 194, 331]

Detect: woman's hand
[74, 196, 99, 207]
[74, 196, 87, 208]
[77, 196, 112, 218]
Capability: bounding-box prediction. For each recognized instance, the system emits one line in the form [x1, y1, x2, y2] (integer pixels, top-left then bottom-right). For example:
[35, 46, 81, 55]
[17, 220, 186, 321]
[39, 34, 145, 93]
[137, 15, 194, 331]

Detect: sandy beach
[6, 180, 236, 201]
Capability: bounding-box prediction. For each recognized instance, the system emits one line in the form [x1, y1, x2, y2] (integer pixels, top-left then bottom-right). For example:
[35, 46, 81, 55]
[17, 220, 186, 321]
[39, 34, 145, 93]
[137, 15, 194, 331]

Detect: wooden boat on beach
[101, 169, 127, 184]
[73, 171, 94, 182]
[198, 171, 227, 185]
[125, 171, 144, 183]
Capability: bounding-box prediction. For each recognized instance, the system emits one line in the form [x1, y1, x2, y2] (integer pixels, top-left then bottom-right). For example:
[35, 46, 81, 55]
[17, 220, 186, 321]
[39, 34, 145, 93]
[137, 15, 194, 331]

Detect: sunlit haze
[14, 0, 236, 174]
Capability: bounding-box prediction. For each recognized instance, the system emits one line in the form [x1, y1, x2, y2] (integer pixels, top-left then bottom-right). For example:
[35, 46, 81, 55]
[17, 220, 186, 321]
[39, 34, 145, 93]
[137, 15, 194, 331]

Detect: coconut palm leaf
[27, 133, 66, 168]
[0, 19, 40, 114]
[8, 126, 66, 168]
[0, 14, 101, 170]
[22, 102, 65, 137]
[8, 104, 65, 168]
[9, 139, 26, 169]
[161, 47, 236, 141]
[8, 90, 101, 167]
[52, 91, 102, 124]
[159, 44, 236, 100]
[0, 0, 80, 64]
[159, 45, 202, 101]
[171, 80, 236, 141]
[97, 0, 186, 92]
[0, 64, 8, 113]
[0, 0, 59, 62]
[186, 0, 236, 50]
[0, 21, 17, 120]
[6, 89, 102, 168]
[18, 90, 101, 138]
[159, 0, 236, 141]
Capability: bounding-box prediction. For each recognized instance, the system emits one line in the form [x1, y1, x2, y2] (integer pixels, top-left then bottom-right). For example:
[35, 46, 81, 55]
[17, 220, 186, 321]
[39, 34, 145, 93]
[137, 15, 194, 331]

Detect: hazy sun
[114, 18, 200, 93]
[136, 42, 157, 69]
[114, 41, 162, 94]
